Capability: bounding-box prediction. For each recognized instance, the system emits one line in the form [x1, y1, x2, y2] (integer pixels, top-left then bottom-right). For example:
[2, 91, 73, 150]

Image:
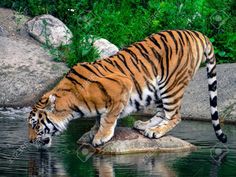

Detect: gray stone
[0, 26, 8, 36]
[181, 63, 236, 122]
[93, 38, 119, 59]
[0, 9, 69, 107]
[0, 36, 69, 107]
[77, 127, 196, 154]
[0, 8, 30, 39]
[84, 36, 119, 59]
[26, 14, 72, 47]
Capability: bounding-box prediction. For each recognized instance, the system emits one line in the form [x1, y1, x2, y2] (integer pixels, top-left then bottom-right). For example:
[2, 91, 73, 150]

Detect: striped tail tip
[217, 133, 227, 143]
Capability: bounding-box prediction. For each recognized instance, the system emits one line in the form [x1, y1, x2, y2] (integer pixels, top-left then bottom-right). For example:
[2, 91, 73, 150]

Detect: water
[0, 108, 236, 177]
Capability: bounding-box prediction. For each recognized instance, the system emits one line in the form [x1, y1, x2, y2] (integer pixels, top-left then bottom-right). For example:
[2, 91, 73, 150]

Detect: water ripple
[0, 107, 31, 119]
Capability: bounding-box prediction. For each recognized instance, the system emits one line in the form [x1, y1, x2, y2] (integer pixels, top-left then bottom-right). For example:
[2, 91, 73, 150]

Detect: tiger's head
[28, 108, 56, 148]
[28, 94, 73, 148]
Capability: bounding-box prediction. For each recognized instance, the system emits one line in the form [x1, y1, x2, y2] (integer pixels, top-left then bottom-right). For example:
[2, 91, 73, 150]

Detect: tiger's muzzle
[28, 124, 52, 148]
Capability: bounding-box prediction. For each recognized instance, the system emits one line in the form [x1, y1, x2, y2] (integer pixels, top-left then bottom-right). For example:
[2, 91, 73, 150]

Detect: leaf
[214, 48, 219, 54]
[209, 38, 215, 43]
[218, 51, 226, 57]
[81, 48, 90, 56]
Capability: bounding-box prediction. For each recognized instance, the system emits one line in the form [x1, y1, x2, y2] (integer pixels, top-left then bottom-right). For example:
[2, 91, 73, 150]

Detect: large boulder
[0, 9, 69, 107]
[77, 127, 196, 155]
[0, 8, 30, 39]
[181, 63, 236, 122]
[0, 36, 68, 107]
[26, 14, 72, 47]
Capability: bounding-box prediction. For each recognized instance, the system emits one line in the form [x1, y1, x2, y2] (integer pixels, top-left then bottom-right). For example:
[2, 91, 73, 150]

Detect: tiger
[28, 30, 227, 147]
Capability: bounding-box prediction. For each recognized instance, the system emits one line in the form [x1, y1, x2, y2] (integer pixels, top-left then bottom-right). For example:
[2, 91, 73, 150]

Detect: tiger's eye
[32, 112, 35, 117]
[39, 113, 42, 118]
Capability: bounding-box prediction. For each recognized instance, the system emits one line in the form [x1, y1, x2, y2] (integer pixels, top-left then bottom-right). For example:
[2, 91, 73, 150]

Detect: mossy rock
[77, 127, 197, 155]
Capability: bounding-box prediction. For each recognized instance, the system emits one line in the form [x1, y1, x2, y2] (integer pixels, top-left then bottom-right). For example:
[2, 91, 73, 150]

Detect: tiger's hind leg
[144, 111, 181, 138]
[133, 100, 165, 131]
[144, 82, 188, 139]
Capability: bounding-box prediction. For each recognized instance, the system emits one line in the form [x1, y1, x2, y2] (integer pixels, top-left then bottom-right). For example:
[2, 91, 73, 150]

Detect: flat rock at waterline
[77, 127, 196, 155]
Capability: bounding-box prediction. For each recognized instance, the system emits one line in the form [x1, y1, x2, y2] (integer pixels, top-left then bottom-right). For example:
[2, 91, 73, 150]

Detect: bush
[1, 0, 235, 66]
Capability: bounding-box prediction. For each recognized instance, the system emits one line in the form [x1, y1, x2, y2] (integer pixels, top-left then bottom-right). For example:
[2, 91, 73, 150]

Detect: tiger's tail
[205, 39, 227, 143]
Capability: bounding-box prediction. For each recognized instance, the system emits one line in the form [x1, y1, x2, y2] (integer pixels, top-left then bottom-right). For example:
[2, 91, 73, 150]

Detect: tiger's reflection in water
[92, 152, 191, 177]
[27, 150, 188, 177]
[28, 151, 67, 177]
[28, 149, 224, 177]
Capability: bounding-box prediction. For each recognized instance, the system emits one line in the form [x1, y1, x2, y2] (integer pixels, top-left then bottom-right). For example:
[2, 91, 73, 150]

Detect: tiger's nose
[29, 139, 33, 143]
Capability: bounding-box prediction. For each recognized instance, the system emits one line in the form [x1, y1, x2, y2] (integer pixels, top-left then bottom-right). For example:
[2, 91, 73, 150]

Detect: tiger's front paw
[133, 120, 149, 131]
[92, 132, 114, 147]
[144, 127, 164, 139]
[143, 119, 171, 139]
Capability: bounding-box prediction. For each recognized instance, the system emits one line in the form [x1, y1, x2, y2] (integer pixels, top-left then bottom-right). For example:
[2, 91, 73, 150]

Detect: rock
[0, 26, 8, 36]
[181, 63, 236, 122]
[93, 38, 119, 59]
[0, 36, 69, 107]
[0, 9, 69, 107]
[26, 14, 72, 47]
[84, 36, 119, 59]
[0, 8, 30, 39]
[77, 127, 196, 155]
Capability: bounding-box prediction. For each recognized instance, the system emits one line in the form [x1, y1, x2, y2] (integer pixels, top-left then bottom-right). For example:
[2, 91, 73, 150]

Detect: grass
[0, 0, 235, 67]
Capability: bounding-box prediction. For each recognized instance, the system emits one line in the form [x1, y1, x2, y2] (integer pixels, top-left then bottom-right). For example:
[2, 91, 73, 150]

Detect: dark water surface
[0, 108, 236, 177]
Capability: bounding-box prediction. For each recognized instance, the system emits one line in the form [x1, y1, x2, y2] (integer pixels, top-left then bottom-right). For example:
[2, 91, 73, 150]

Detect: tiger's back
[28, 30, 227, 147]
[80, 30, 206, 117]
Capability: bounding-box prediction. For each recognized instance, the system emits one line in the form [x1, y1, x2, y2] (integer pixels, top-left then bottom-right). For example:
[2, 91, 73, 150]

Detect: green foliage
[51, 36, 99, 67]
[1, 0, 235, 65]
[119, 116, 136, 127]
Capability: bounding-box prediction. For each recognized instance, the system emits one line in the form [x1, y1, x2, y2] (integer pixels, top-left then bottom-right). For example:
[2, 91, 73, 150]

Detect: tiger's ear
[49, 94, 56, 104]
[47, 94, 56, 111]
